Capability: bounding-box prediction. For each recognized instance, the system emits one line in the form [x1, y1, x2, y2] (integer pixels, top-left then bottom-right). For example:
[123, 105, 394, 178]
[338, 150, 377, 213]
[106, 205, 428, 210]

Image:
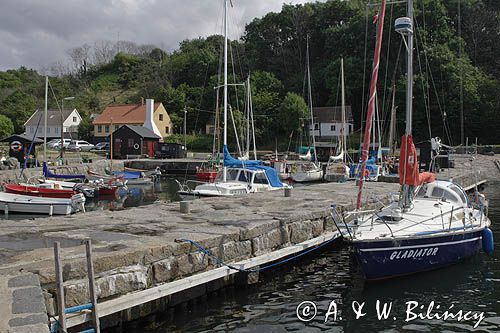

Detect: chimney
[143, 99, 162, 138]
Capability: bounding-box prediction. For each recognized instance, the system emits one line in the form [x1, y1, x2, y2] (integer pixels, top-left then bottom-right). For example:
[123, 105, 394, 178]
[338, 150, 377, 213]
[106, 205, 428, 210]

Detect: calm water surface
[114, 182, 500, 333]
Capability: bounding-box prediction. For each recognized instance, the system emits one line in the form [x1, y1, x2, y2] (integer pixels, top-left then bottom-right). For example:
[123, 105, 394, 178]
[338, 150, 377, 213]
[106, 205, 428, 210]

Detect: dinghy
[4, 183, 76, 198]
[0, 192, 85, 215]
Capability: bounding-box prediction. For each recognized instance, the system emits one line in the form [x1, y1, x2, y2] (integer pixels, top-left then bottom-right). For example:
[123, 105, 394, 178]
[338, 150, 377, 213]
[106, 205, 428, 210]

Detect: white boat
[184, 0, 291, 198]
[290, 162, 323, 182]
[0, 192, 85, 215]
[325, 58, 351, 182]
[336, 0, 494, 280]
[290, 37, 323, 183]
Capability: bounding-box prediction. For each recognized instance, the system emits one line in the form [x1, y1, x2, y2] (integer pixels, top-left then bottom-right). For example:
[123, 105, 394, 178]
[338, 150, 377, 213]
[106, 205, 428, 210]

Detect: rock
[251, 228, 283, 256]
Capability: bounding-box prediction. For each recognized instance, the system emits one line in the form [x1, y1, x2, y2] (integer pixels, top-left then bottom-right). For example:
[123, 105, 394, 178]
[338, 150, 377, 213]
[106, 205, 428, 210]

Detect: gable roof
[312, 106, 353, 123]
[93, 102, 161, 125]
[115, 125, 160, 139]
[1, 134, 44, 143]
[24, 109, 78, 127]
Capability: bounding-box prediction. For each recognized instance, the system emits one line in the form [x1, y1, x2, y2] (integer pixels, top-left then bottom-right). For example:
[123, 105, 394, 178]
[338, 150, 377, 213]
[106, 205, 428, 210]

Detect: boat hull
[0, 192, 85, 215]
[5, 184, 76, 198]
[352, 230, 483, 280]
[291, 169, 323, 182]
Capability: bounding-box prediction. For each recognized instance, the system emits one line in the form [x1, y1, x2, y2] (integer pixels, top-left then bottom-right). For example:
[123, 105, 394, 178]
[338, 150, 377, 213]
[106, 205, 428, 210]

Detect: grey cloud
[0, 0, 319, 71]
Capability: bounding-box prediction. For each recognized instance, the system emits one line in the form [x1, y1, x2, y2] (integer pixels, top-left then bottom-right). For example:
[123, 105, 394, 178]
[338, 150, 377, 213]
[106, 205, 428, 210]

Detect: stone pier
[0, 154, 497, 331]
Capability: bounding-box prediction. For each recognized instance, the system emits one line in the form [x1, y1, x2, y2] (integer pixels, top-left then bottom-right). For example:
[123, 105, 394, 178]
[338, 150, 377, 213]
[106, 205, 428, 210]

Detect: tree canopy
[0, 0, 498, 147]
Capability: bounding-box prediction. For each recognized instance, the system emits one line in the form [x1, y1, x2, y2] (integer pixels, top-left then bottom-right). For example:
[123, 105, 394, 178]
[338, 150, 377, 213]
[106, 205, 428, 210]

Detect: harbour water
[112, 182, 500, 332]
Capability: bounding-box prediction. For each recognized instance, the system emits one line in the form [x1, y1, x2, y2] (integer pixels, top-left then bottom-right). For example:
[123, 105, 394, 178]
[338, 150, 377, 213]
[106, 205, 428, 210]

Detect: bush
[164, 134, 213, 152]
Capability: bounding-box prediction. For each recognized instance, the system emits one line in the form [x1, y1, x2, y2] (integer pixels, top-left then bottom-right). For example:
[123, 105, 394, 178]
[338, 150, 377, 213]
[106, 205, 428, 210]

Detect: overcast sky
[0, 0, 323, 71]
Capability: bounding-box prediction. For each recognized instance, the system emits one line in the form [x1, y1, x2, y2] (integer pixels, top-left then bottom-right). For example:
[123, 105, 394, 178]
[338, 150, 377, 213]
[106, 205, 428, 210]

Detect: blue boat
[337, 180, 492, 280]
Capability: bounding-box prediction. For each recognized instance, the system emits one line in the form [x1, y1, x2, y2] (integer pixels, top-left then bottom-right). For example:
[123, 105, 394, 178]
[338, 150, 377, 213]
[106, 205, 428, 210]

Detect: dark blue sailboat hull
[352, 230, 483, 280]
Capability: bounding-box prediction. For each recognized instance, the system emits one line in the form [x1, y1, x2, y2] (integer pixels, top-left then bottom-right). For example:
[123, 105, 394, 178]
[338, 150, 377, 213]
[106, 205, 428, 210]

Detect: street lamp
[60, 96, 75, 159]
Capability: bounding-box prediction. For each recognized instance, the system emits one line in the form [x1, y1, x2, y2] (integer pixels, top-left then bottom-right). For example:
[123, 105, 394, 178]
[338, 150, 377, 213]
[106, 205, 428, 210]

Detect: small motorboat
[4, 183, 76, 199]
[196, 166, 219, 182]
[0, 192, 86, 215]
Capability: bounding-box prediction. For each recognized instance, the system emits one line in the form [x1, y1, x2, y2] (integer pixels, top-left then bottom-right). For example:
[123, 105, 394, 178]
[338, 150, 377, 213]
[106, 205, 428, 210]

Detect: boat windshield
[253, 172, 269, 185]
[448, 184, 468, 205]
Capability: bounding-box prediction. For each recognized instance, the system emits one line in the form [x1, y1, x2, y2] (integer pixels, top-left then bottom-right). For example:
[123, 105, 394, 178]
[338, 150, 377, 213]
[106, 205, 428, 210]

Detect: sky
[0, 0, 322, 71]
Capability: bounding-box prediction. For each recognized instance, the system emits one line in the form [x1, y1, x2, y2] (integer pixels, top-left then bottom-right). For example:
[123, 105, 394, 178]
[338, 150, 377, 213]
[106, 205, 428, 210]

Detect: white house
[24, 108, 82, 139]
[308, 106, 354, 140]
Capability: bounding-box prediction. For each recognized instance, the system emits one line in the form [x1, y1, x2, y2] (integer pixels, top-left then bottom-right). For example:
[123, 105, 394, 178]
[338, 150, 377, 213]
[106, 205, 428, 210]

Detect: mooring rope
[175, 236, 338, 273]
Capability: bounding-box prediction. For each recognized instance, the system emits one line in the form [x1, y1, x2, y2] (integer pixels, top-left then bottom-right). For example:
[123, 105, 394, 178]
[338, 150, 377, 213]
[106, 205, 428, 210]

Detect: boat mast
[223, 0, 228, 182]
[340, 57, 346, 163]
[401, 0, 414, 209]
[356, 0, 387, 210]
[44, 76, 48, 161]
[388, 84, 397, 156]
[306, 36, 317, 164]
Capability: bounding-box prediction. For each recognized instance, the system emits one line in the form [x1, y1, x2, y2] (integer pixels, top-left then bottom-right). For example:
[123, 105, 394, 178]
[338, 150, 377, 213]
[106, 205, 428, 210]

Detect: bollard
[49, 204, 53, 216]
[180, 201, 190, 214]
[4, 203, 8, 218]
[284, 188, 292, 197]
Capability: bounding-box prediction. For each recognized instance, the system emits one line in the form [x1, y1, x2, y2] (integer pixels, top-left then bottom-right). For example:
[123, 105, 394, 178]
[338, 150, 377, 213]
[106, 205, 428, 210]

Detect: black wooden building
[1, 134, 43, 165]
[110, 125, 160, 159]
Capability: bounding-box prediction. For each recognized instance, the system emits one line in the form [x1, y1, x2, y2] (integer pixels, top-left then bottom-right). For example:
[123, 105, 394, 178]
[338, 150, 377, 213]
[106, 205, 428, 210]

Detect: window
[55, 127, 59, 133]
[73, 116, 77, 122]
[47, 127, 51, 133]
[159, 114, 163, 121]
[331, 125, 336, 131]
[30, 127, 34, 133]
[165, 126, 169, 134]
[254, 172, 269, 185]
[105, 125, 110, 133]
[314, 123, 319, 130]
[128, 139, 134, 148]
[238, 171, 250, 182]
[97, 125, 102, 133]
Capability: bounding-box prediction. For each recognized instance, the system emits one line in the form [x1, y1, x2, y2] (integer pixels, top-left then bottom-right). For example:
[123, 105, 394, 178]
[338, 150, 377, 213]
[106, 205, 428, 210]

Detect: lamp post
[60, 96, 75, 160]
[183, 106, 187, 150]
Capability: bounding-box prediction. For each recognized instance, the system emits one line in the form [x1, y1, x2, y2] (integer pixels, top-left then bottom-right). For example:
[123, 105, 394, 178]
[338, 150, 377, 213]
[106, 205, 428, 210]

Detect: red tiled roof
[93, 103, 161, 125]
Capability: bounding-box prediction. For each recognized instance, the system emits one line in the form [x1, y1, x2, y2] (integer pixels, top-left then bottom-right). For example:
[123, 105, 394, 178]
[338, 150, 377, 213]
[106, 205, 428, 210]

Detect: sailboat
[325, 58, 350, 182]
[180, 0, 290, 197]
[290, 37, 323, 183]
[334, 0, 493, 280]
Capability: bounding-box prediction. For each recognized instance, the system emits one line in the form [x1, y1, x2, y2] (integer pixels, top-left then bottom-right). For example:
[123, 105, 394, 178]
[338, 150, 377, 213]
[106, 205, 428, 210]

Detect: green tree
[78, 114, 94, 141]
[277, 92, 309, 137]
[0, 91, 37, 133]
[0, 114, 14, 138]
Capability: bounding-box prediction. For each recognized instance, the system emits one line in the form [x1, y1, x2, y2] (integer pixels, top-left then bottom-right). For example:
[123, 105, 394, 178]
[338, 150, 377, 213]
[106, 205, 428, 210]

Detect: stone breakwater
[0, 154, 496, 331]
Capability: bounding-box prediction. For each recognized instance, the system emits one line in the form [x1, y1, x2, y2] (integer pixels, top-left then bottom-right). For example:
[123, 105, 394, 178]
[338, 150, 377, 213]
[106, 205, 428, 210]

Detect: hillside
[0, 0, 498, 146]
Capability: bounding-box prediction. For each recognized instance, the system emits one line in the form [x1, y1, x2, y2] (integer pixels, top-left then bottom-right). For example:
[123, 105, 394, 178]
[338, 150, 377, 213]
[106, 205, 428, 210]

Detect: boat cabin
[217, 168, 270, 188]
[415, 180, 468, 207]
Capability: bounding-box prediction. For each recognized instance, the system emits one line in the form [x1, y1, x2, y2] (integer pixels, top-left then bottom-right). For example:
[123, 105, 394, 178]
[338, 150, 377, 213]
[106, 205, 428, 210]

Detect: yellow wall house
[93, 99, 173, 139]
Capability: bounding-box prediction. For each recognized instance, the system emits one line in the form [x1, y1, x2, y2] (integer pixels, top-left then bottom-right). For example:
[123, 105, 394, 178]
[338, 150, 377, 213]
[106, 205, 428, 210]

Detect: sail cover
[399, 134, 420, 185]
[223, 145, 261, 168]
[43, 162, 86, 180]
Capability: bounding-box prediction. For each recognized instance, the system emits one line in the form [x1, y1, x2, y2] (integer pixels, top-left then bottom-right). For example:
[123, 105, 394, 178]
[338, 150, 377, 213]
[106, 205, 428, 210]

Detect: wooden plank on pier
[62, 231, 340, 328]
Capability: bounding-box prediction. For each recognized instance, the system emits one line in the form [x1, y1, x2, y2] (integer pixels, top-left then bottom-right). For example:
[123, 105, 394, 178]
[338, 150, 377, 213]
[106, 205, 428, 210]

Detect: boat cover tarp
[112, 170, 141, 179]
[246, 165, 285, 188]
[43, 162, 86, 180]
[223, 145, 261, 168]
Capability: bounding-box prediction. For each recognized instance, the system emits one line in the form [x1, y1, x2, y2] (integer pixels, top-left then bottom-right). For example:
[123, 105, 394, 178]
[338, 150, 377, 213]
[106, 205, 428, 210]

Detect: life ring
[133, 143, 140, 150]
[10, 141, 22, 152]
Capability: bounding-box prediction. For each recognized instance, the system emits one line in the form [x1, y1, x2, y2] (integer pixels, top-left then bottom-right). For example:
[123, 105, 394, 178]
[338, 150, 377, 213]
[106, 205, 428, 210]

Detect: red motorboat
[4, 184, 77, 198]
[97, 186, 119, 197]
[196, 167, 218, 182]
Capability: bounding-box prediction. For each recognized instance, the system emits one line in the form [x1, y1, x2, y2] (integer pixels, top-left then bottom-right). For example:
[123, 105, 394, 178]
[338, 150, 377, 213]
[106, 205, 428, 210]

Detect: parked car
[67, 140, 95, 152]
[47, 139, 72, 149]
[95, 142, 110, 150]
